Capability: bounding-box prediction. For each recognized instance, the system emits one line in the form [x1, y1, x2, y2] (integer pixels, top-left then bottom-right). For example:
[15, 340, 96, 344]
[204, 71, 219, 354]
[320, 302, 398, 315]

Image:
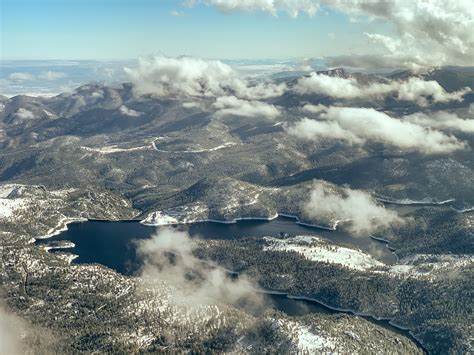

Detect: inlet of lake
[36, 215, 426, 352]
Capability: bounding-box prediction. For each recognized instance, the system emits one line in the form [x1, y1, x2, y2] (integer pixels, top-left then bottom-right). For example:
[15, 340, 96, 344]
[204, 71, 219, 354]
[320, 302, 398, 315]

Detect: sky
[1, 0, 393, 60]
[1, 0, 472, 97]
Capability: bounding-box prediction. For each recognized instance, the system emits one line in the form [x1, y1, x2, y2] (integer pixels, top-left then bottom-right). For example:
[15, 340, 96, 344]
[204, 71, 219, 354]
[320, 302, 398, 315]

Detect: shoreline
[35, 216, 427, 352]
[451, 206, 474, 213]
[257, 289, 427, 353]
[376, 196, 455, 206]
[33, 217, 88, 242]
[40, 241, 76, 252]
[141, 212, 337, 231]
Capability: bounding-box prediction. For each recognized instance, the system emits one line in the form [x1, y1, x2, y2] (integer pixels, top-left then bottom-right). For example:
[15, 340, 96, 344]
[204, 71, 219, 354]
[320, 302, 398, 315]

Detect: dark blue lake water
[36, 216, 397, 275]
[35, 216, 425, 351]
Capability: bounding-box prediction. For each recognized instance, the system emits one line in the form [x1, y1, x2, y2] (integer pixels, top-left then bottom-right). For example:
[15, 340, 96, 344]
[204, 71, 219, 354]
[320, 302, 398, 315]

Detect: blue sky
[1, 0, 393, 60]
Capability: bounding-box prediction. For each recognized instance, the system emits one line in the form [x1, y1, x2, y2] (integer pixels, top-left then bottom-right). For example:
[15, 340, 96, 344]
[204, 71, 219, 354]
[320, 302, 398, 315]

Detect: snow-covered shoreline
[141, 213, 280, 226]
[151, 141, 236, 153]
[376, 196, 455, 206]
[33, 216, 88, 242]
[141, 210, 338, 230]
[40, 241, 76, 252]
[278, 213, 338, 230]
[451, 206, 474, 213]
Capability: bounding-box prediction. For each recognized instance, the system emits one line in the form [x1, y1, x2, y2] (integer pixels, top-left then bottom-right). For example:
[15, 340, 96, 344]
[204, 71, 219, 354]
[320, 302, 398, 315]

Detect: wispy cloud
[15, 108, 35, 120]
[136, 228, 264, 310]
[304, 180, 402, 235]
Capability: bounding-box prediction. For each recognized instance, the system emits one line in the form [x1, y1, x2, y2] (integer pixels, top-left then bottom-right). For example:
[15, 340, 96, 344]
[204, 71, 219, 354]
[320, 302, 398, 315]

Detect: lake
[36, 216, 425, 352]
[36, 216, 397, 275]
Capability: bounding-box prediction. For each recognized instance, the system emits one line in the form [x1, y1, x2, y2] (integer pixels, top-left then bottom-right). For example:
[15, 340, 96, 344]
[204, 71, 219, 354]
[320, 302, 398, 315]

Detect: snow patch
[263, 236, 384, 270]
[81, 145, 150, 154]
[151, 141, 236, 153]
[0, 197, 26, 218]
[296, 325, 336, 352]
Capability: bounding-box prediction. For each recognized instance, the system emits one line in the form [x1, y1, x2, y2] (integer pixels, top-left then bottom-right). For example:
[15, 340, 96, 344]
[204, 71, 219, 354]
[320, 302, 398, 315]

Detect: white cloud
[124, 56, 234, 98]
[136, 228, 264, 309]
[119, 105, 141, 117]
[124, 55, 286, 100]
[287, 117, 361, 143]
[301, 103, 328, 114]
[0, 303, 55, 354]
[15, 108, 35, 120]
[89, 90, 104, 100]
[8, 72, 35, 81]
[193, 0, 320, 18]
[295, 73, 363, 98]
[232, 80, 287, 100]
[396, 78, 470, 106]
[0, 305, 26, 355]
[213, 95, 280, 119]
[353, 1, 474, 69]
[190, 0, 474, 68]
[405, 111, 474, 133]
[182, 101, 203, 109]
[294, 73, 470, 106]
[38, 71, 66, 80]
[304, 180, 402, 235]
[286, 106, 467, 154]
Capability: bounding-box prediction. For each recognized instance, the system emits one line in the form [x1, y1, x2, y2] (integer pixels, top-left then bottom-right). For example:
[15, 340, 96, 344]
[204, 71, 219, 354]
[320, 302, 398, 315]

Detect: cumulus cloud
[15, 108, 35, 120]
[124, 56, 234, 97]
[8, 72, 35, 81]
[305, 181, 402, 235]
[405, 111, 474, 133]
[286, 106, 467, 154]
[136, 228, 264, 309]
[352, 1, 474, 69]
[119, 105, 141, 117]
[190, 0, 474, 69]
[124, 55, 286, 100]
[288, 117, 361, 143]
[294, 73, 470, 106]
[38, 71, 67, 80]
[394, 78, 470, 106]
[213, 95, 280, 119]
